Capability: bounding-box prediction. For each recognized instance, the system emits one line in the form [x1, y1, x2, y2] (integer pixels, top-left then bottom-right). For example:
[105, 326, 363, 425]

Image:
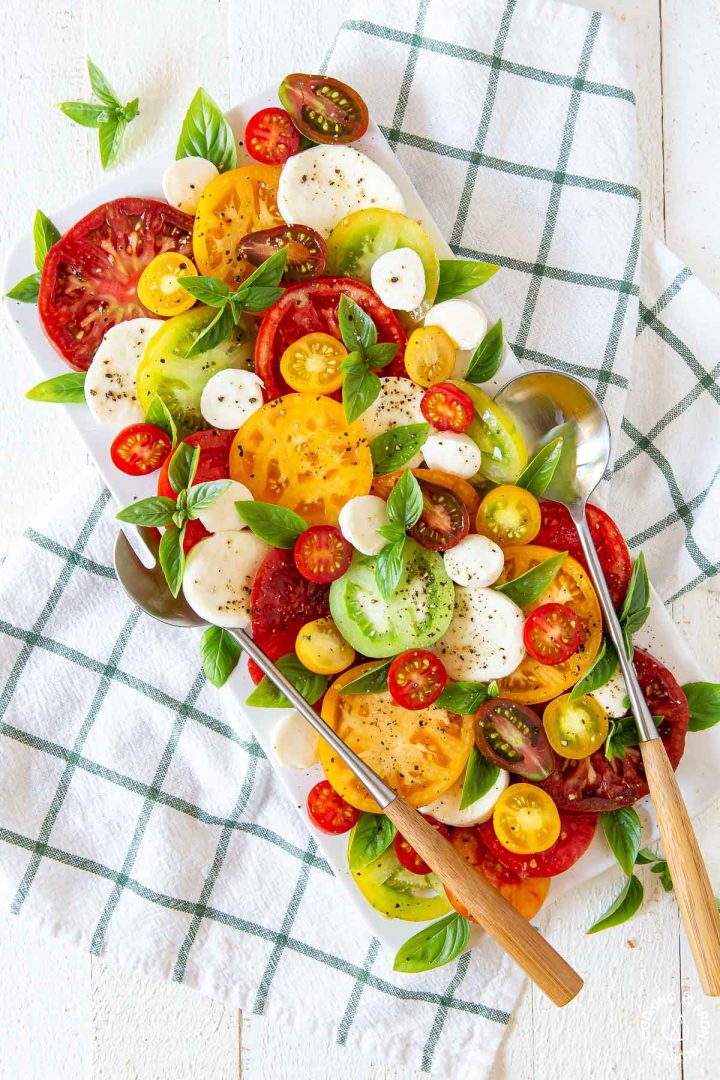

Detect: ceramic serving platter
[4, 89, 720, 957]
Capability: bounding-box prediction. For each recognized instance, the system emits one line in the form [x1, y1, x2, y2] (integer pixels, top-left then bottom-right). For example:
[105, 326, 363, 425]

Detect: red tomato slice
[388, 650, 447, 710]
[393, 815, 450, 875]
[448, 827, 550, 920]
[245, 107, 301, 165]
[523, 603, 583, 666]
[255, 277, 407, 399]
[537, 649, 689, 812]
[307, 780, 360, 834]
[110, 423, 172, 476]
[294, 526, 353, 584]
[238, 224, 327, 282]
[535, 501, 632, 608]
[38, 198, 193, 371]
[157, 428, 235, 553]
[420, 382, 474, 433]
[479, 810, 596, 878]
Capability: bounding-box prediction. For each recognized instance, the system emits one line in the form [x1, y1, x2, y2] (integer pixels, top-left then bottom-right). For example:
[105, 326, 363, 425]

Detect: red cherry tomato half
[278, 73, 369, 144]
[420, 382, 474, 433]
[294, 525, 353, 584]
[388, 649, 448, 710]
[245, 107, 302, 165]
[110, 423, 172, 476]
[523, 603, 584, 666]
[394, 815, 450, 875]
[535, 501, 632, 608]
[238, 223, 327, 282]
[307, 780, 360, 834]
[158, 428, 235, 553]
[409, 481, 469, 552]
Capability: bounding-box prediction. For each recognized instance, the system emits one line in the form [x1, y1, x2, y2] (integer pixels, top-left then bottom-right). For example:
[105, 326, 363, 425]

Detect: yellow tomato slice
[229, 393, 372, 526]
[496, 545, 602, 704]
[405, 325, 456, 387]
[137, 252, 198, 316]
[476, 484, 541, 547]
[280, 332, 347, 394]
[543, 693, 609, 759]
[320, 663, 474, 812]
[295, 617, 355, 675]
[193, 164, 283, 287]
[492, 784, 561, 855]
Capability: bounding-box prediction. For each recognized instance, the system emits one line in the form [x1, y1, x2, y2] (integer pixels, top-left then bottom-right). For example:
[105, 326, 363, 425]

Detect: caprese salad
[11, 72, 719, 975]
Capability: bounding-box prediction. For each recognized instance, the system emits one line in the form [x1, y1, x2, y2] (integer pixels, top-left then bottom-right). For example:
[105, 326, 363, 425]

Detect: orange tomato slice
[448, 826, 550, 921]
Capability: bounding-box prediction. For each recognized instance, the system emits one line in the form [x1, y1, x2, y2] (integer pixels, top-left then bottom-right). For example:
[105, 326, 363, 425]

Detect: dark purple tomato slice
[409, 481, 470, 552]
[278, 73, 369, 144]
[237, 223, 327, 282]
[475, 698, 554, 781]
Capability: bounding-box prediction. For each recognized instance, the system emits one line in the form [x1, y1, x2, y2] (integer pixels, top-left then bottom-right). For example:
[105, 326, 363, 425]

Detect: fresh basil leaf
[495, 551, 567, 607]
[587, 874, 644, 934]
[437, 680, 489, 714]
[465, 319, 503, 384]
[239, 285, 285, 313]
[602, 806, 642, 876]
[343, 363, 381, 425]
[487, 680, 500, 698]
[657, 864, 673, 892]
[115, 495, 177, 527]
[370, 423, 430, 476]
[619, 552, 650, 657]
[435, 259, 499, 304]
[159, 523, 186, 598]
[341, 661, 392, 695]
[179, 275, 231, 307]
[515, 436, 564, 498]
[682, 681, 720, 732]
[121, 97, 140, 123]
[459, 747, 500, 810]
[87, 57, 121, 107]
[366, 342, 398, 369]
[168, 442, 200, 495]
[186, 480, 231, 518]
[375, 539, 406, 600]
[200, 625, 242, 688]
[58, 101, 113, 128]
[234, 501, 307, 548]
[394, 913, 470, 973]
[32, 210, 62, 270]
[98, 117, 127, 169]
[237, 245, 288, 291]
[377, 522, 406, 544]
[176, 87, 237, 172]
[144, 395, 178, 446]
[569, 637, 618, 701]
[604, 715, 635, 761]
[635, 847, 657, 865]
[26, 371, 86, 403]
[386, 469, 423, 530]
[6, 272, 41, 303]
[185, 303, 234, 358]
[338, 294, 377, 354]
[348, 813, 396, 867]
[245, 652, 327, 709]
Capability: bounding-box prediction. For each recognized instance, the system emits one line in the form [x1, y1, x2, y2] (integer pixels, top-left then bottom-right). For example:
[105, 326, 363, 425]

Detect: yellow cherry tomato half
[543, 693, 609, 760]
[295, 617, 356, 675]
[476, 484, 542, 547]
[405, 325, 456, 388]
[137, 252, 198, 316]
[492, 783, 561, 855]
[280, 332, 347, 394]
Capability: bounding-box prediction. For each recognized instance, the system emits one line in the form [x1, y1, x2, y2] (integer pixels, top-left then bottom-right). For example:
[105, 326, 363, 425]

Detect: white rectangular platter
[4, 88, 720, 958]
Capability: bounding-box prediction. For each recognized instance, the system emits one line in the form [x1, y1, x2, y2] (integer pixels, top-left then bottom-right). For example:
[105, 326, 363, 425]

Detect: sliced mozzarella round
[272, 709, 320, 770]
[197, 480, 253, 534]
[278, 145, 405, 238]
[589, 669, 629, 718]
[424, 299, 488, 351]
[163, 156, 220, 215]
[370, 248, 426, 311]
[435, 586, 525, 681]
[422, 431, 481, 479]
[183, 530, 270, 628]
[444, 535, 504, 588]
[200, 369, 265, 430]
[338, 495, 390, 556]
[421, 766, 509, 827]
[85, 318, 162, 425]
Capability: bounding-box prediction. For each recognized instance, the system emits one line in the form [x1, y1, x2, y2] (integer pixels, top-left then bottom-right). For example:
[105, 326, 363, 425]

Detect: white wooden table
[1, 1, 719, 1077]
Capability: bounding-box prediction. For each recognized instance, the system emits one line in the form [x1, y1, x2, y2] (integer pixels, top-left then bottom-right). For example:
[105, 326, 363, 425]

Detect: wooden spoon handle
[384, 798, 583, 1006]
[639, 739, 720, 996]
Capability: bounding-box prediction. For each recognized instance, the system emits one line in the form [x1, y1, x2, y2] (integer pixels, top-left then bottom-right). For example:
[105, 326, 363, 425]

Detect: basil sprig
[26, 372, 86, 404]
[341, 661, 392, 695]
[569, 637, 618, 702]
[465, 319, 503, 384]
[369, 423, 430, 476]
[348, 813, 396, 867]
[338, 295, 398, 423]
[245, 653, 327, 709]
[495, 551, 567, 607]
[636, 847, 673, 892]
[515, 436, 564, 498]
[6, 209, 61, 304]
[459, 747, 500, 810]
[618, 552, 650, 657]
[681, 681, 720, 732]
[235, 501, 306, 548]
[200, 626, 242, 688]
[374, 470, 423, 600]
[435, 259, 499, 304]
[394, 913, 470, 973]
[59, 58, 139, 169]
[176, 87, 237, 172]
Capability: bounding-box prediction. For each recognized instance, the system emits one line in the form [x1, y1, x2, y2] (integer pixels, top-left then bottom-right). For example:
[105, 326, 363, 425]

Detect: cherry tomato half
[388, 650, 447, 710]
[238, 223, 327, 282]
[543, 693, 609, 760]
[295, 617, 355, 675]
[476, 485, 541, 547]
[137, 251, 198, 316]
[294, 525, 353, 584]
[245, 107, 301, 165]
[523, 603, 583, 666]
[278, 73, 369, 144]
[421, 382, 474, 433]
[394, 815, 450, 875]
[111, 423, 172, 476]
[307, 780, 360, 834]
[405, 325, 456, 387]
[475, 699, 554, 781]
[492, 783, 561, 855]
[409, 481, 470, 552]
[280, 332, 347, 394]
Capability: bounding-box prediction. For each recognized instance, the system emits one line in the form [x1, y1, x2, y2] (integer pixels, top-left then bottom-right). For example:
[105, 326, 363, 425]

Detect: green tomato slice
[348, 840, 452, 921]
[325, 208, 439, 319]
[136, 305, 256, 435]
[454, 379, 528, 485]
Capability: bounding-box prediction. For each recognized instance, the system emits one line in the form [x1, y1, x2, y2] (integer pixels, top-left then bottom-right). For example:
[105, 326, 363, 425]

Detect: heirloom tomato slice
[479, 810, 596, 878]
[279, 73, 369, 144]
[543, 694, 609, 760]
[448, 827, 550, 920]
[492, 783, 561, 855]
[421, 382, 474, 433]
[238, 223, 327, 282]
[387, 650, 447, 710]
[474, 699, 554, 781]
[394, 816, 450, 875]
[307, 781, 359, 834]
[409, 481, 469, 552]
[372, 467, 481, 522]
[111, 423, 171, 477]
[348, 842, 452, 921]
[476, 485, 542, 548]
[523, 603, 583, 666]
[535, 501, 632, 608]
[245, 107, 301, 165]
[294, 526, 353, 583]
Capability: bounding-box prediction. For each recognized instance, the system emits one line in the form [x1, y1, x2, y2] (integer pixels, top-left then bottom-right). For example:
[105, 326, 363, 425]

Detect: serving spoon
[113, 525, 583, 1006]
[495, 369, 720, 996]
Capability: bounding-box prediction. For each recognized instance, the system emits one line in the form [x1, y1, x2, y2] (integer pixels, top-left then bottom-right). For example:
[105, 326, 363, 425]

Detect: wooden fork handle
[385, 798, 583, 1006]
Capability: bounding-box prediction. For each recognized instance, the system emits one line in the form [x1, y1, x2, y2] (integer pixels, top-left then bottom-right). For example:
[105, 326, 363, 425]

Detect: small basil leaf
[515, 436, 564, 498]
[240, 285, 285, 313]
[601, 806, 642, 876]
[338, 294, 377, 354]
[375, 539, 406, 601]
[487, 680, 500, 698]
[619, 552, 650, 656]
[459, 746, 500, 810]
[435, 259, 499, 304]
[122, 97, 140, 123]
[234, 501, 307, 548]
[569, 637, 618, 701]
[6, 272, 41, 303]
[343, 364, 381, 425]
[32, 210, 62, 270]
[386, 469, 423, 530]
[98, 117, 127, 169]
[495, 551, 567, 606]
[245, 653, 327, 709]
[377, 522, 406, 544]
[681, 681, 720, 732]
[179, 275, 232, 307]
[341, 661, 392, 695]
[369, 423, 430, 476]
[26, 371, 86, 403]
[635, 847, 658, 865]
[465, 319, 503, 384]
[115, 495, 177, 527]
[394, 913, 470, 973]
[168, 442, 200, 495]
[437, 680, 489, 714]
[366, 342, 398, 369]
[87, 57, 121, 107]
[58, 101, 113, 128]
[176, 87, 237, 172]
[186, 480, 231, 518]
[159, 523, 186, 597]
[144, 395, 178, 446]
[348, 813, 396, 867]
[586, 874, 644, 935]
[238, 245, 289, 291]
[200, 625, 242, 688]
[185, 303, 234, 358]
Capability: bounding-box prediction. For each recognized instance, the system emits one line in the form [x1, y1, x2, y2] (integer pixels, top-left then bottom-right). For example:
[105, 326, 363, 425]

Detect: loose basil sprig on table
[374, 469, 424, 600]
[681, 680, 720, 731]
[6, 209, 61, 304]
[337, 294, 398, 424]
[176, 87, 237, 172]
[26, 371, 87, 403]
[59, 57, 140, 169]
[434, 259, 499, 304]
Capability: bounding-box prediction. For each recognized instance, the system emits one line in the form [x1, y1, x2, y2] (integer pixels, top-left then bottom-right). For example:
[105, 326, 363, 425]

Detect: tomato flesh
[475, 699, 554, 781]
[536, 501, 632, 608]
[280, 332, 346, 394]
[388, 650, 447, 710]
[238, 224, 327, 282]
[479, 811, 596, 878]
[393, 815, 449, 875]
[294, 526, 353, 584]
[421, 382, 474, 433]
[111, 424, 172, 476]
[523, 603, 583, 666]
[245, 107, 301, 165]
[278, 73, 369, 144]
[409, 481, 470, 552]
[449, 827, 550, 920]
[307, 780, 360, 834]
[157, 428, 235, 553]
